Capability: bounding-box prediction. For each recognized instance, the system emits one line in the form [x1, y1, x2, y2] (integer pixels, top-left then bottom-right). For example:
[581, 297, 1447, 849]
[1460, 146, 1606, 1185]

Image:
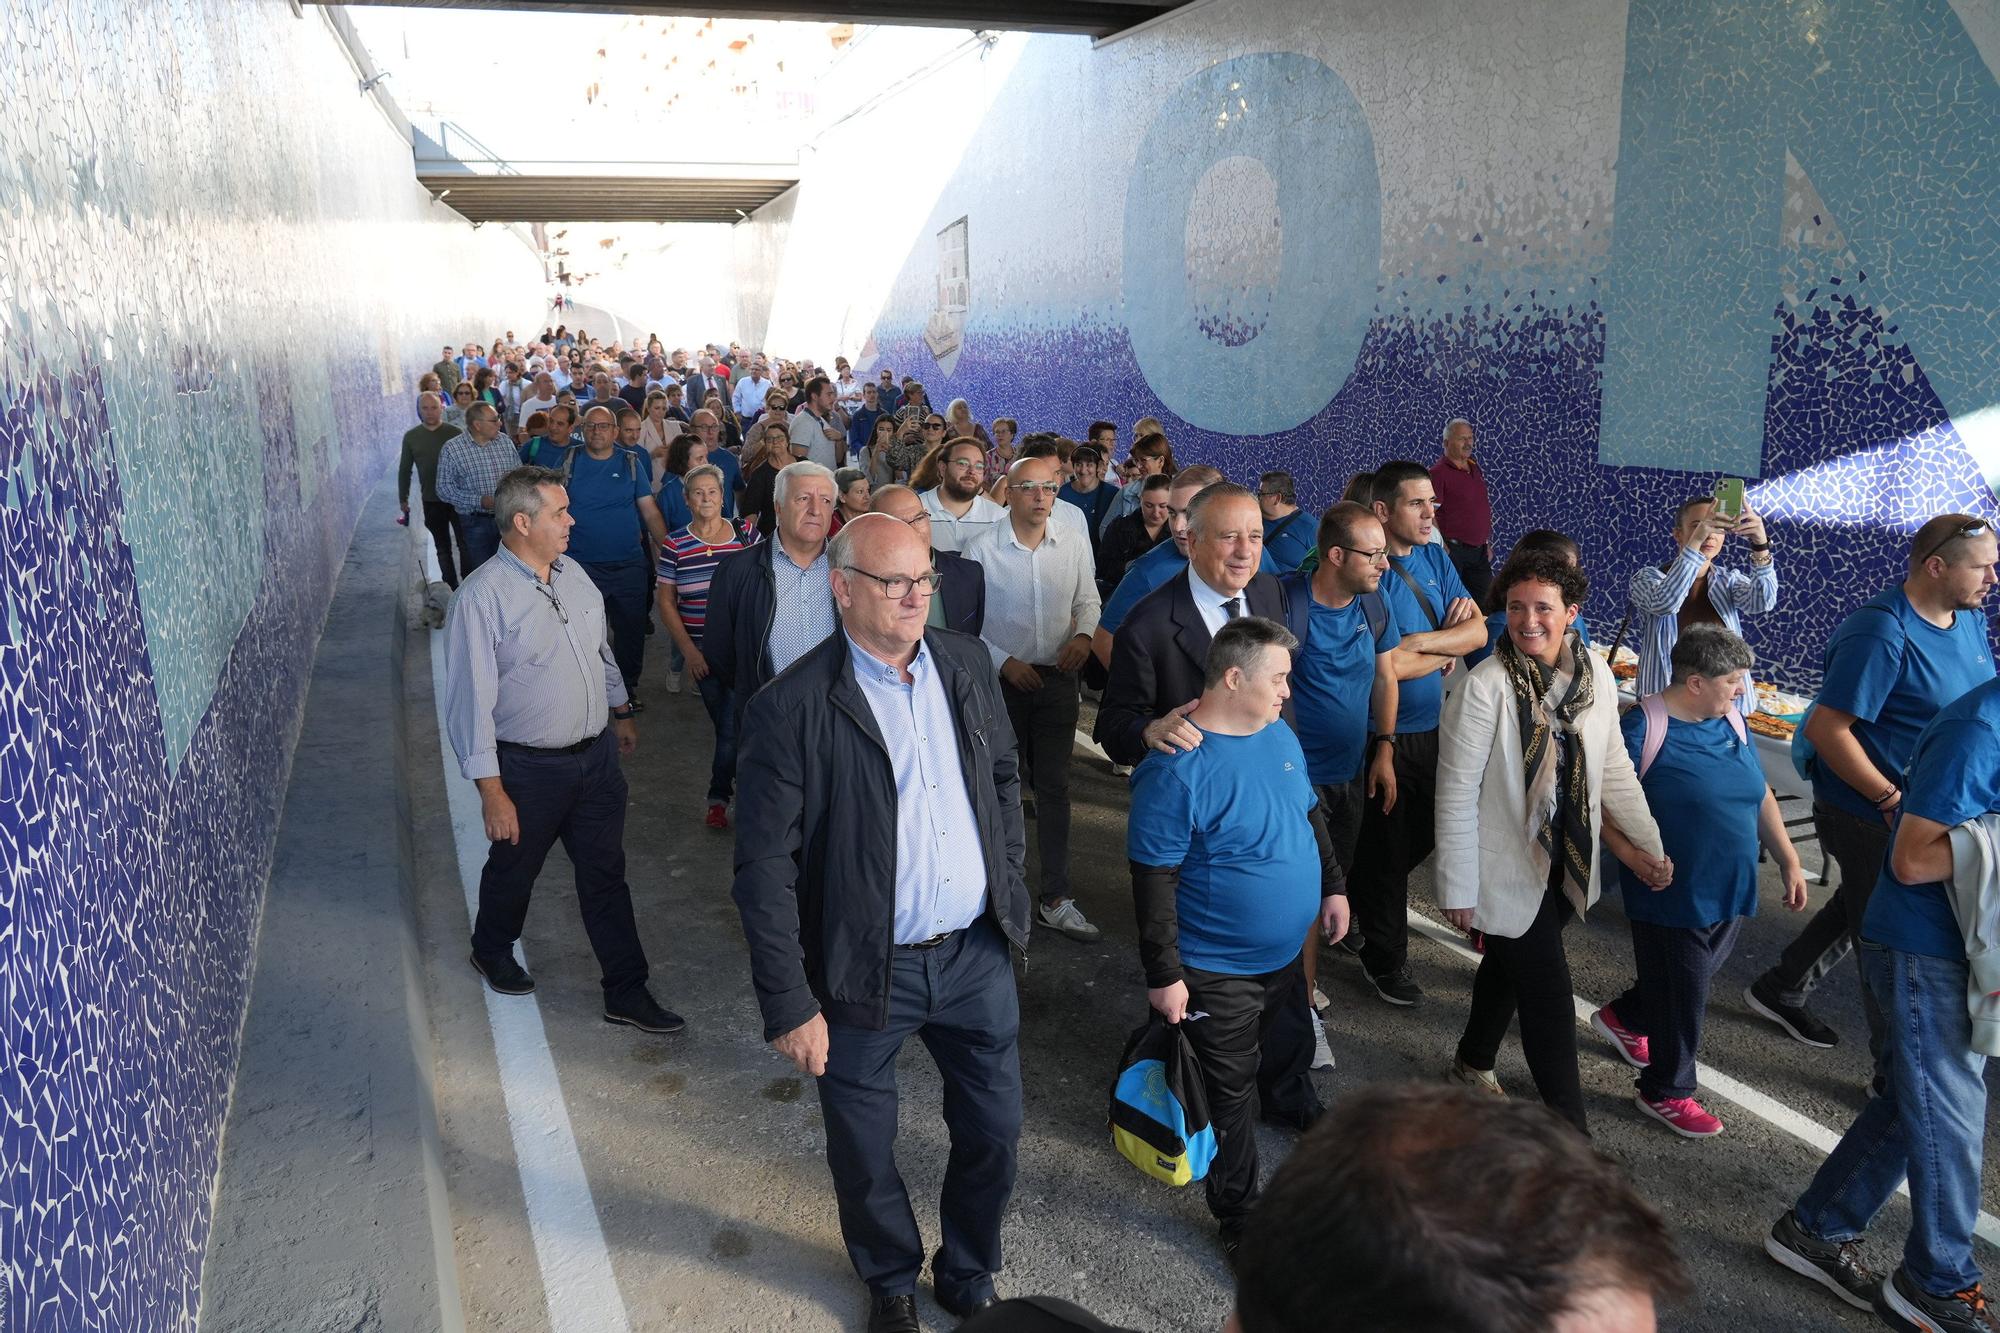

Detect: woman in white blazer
[1434, 548, 1670, 1133]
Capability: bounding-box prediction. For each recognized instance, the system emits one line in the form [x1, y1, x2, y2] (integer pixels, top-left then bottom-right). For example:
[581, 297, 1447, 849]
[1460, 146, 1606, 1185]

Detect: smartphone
[1712, 476, 1745, 521]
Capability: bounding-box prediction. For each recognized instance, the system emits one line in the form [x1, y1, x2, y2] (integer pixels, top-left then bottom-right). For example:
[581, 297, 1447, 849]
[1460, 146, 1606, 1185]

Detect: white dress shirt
[920, 489, 1009, 554]
[1188, 566, 1249, 637]
[966, 518, 1102, 669]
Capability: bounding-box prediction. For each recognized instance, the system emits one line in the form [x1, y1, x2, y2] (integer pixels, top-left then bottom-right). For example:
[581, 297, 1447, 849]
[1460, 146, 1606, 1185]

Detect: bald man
[732, 513, 1029, 1332]
[869, 483, 985, 635]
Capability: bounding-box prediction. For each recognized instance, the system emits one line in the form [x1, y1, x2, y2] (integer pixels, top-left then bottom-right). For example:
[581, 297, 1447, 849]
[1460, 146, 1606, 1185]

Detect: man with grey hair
[1429, 417, 1493, 605]
[1128, 614, 1347, 1259]
[437, 402, 519, 572]
[704, 460, 839, 740]
[734, 510, 1027, 1332]
[400, 389, 465, 586]
[442, 465, 681, 1035]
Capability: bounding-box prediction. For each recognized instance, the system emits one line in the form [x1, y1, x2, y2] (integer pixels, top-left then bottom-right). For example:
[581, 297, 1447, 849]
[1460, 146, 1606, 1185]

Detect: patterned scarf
[1496, 629, 1597, 914]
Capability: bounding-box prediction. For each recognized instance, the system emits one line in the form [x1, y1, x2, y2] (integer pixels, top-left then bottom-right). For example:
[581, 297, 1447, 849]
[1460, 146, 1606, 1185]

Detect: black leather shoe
[1219, 1222, 1246, 1273]
[1260, 1102, 1325, 1134]
[866, 1291, 919, 1333]
[932, 1248, 1000, 1320]
[470, 952, 534, 995]
[603, 991, 686, 1034]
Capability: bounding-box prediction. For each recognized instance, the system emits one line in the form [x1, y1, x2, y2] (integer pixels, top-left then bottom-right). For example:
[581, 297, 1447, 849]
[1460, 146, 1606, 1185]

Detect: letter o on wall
[1122, 52, 1381, 434]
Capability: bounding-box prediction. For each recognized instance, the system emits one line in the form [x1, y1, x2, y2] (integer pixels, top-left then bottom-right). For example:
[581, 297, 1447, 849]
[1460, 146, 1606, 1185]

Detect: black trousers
[1313, 776, 1367, 874]
[1457, 883, 1588, 1133]
[1763, 801, 1892, 1070]
[1610, 916, 1743, 1101]
[1181, 952, 1320, 1225]
[578, 553, 653, 693]
[1001, 668, 1079, 904]
[421, 498, 465, 588]
[1446, 538, 1493, 609]
[1348, 727, 1440, 977]
[470, 731, 651, 1001]
[819, 920, 1022, 1304]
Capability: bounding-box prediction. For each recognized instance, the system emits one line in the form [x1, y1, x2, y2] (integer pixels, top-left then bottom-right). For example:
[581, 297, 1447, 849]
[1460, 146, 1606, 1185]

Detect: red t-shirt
[1429, 456, 1492, 547]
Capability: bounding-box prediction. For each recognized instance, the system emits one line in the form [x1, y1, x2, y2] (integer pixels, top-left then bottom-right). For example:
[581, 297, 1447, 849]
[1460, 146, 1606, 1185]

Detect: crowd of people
[420, 328, 2000, 1333]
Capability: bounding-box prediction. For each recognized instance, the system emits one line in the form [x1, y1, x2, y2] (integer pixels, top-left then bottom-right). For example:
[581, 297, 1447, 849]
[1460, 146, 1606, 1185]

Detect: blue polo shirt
[1099, 542, 1286, 635]
[559, 448, 650, 564]
[1127, 724, 1323, 977]
[1262, 511, 1317, 572]
[1814, 587, 1994, 819]
[1864, 676, 2000, 960]
[1619, 709, 1766, 927]
[1291, 593, 1401, 785]
[1379, 543, 1470, 733]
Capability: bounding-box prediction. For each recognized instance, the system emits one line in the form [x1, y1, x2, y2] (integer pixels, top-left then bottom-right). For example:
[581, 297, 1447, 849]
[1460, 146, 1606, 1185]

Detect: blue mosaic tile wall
[0, 2, 542, 1327]
[762, 0, 2000, 695]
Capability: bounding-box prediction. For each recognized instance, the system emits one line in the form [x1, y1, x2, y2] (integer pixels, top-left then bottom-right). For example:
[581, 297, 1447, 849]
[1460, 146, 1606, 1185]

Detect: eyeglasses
[1008, 481, 1060, 495]
[1917, 518, 1990, 565]
[947, 458, 986, 472]
[893, 511, 930, 527]
[924, 421, 947, 431]
[1337, 545, 1390, 564]
[845, 567, 943, 598]
[533, 582, 567, 623]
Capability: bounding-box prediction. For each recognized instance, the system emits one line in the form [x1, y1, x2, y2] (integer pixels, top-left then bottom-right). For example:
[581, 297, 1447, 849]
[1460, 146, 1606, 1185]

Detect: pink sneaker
[1636, 1093, 1723, 1138]
[1591, 1005, 1650, 1068]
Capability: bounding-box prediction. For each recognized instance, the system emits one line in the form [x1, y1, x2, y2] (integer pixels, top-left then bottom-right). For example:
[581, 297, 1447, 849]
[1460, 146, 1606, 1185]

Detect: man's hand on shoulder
[1142, 699, 1202, 755]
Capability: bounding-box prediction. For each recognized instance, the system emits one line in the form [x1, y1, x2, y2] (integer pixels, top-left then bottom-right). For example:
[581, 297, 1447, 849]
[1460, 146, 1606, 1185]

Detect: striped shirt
[656, 521, 760, 637]
[1628, 547, 1779, 716]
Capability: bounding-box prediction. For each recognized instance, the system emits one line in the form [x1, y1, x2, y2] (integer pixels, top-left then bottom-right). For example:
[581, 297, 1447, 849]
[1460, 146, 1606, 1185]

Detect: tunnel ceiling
[417, 172, 800, 222]
[324, 0, 1184, 40]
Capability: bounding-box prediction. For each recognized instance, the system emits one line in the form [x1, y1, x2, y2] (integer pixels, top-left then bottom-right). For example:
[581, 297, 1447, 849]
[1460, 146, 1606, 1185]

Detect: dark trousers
[1457, 884, 1587, 1133]
[819, 919, 1022, 1303]
[458, 512, 500, 572]
[579, 554, 653, 692]
[1001, 668, 1079, 904]
[695, 672, 738, 803]
[1181, 952, 1320, 1224]
[1610, 916, 1744, 1101]
[1446, 538, 1493, 608]
[470, 731, 650, 1001]
[1313, 776, 1367, 874]
[1348, 727, 1440, 977]
[1764, 802, 1891, 1069]
[421, 499, 465, 588]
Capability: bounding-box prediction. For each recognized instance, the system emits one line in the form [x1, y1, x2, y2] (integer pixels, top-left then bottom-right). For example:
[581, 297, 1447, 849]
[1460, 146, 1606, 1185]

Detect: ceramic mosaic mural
[0, 1, 540, 1327]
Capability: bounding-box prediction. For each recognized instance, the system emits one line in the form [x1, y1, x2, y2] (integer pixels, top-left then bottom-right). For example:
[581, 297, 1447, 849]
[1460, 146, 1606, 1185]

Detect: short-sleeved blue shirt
[1618, 709, 1766, 927]
[1291, 594, 1401, 785]
[1126, 725, 1322, 977]
[1099, 541, 1284, 635]
[560, 448, 650, 563]
[1263, 511, 1317, 572]
[1814, 587, 1994, 819]
[1864, 676, 2000, 960]
[1379, 543, 1470, 733]
[1466, 609, 1591, 670]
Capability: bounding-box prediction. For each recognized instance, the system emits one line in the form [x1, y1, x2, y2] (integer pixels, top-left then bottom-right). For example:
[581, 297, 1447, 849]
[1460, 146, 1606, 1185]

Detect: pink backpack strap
[1725, 707, 1748, 747]
[1637, 693, 1668, 778]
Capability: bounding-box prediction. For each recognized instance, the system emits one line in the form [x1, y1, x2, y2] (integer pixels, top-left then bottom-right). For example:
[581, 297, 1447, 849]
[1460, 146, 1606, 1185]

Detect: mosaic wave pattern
[0, 1, 541, 1327]
[812, 0, 2000, 696]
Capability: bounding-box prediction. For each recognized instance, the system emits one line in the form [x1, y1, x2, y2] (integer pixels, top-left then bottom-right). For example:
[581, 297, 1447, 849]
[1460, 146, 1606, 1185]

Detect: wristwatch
[611, 706, 635, 720]
[1374, 735, 1397, 750]
[1748, 540, 1772, 552]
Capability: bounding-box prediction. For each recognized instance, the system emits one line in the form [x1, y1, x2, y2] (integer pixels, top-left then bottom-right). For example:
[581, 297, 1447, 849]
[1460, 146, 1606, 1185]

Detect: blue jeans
[459, 512, 500, 571]
[1793, 942, 1987, 1297]
[695, 672, 737, 803]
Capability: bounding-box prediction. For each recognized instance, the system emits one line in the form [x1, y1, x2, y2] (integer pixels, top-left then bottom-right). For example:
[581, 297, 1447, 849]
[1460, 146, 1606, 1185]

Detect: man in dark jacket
[1094, 482, 1289, 766]
[700, 461, 839, 711]
[869, 483, 984, 636]
[733, 513, 1029, 1333]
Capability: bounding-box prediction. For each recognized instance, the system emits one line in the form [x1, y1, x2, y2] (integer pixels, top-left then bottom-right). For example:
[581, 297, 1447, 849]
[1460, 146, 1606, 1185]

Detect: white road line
[1404, 910, 2000, 1250]
[420, 536, 632, 1331]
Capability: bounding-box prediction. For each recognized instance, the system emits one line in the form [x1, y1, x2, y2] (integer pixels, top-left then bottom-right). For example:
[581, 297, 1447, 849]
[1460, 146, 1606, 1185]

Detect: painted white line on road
[1404, 910, 2000, 1250]
[421, 543, 632, 1331]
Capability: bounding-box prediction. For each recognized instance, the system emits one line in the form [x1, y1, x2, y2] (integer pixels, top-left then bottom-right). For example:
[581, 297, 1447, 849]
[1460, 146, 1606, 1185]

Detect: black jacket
[1093, 570, 1288, 766]
[701, 539, 831, 701]
[1096, 512, 1166, 593]
[731, 628, 1030, 1039]
[936, 548, 986, 637]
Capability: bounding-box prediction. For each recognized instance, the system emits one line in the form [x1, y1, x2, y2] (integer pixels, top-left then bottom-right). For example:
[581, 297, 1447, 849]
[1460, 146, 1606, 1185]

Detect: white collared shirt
[1188, 566, 1249, 637]
[965, 518, 1102, 670]
[920, 489, 1009, 554]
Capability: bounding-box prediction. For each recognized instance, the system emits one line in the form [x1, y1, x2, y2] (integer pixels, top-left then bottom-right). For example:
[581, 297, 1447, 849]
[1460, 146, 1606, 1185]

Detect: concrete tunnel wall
[0, 1, 543, 1327]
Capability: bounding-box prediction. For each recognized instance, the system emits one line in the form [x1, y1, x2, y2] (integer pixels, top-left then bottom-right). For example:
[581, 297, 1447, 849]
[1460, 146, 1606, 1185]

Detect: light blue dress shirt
[846, 635, 989, 944]
[768, 543, 838, 676]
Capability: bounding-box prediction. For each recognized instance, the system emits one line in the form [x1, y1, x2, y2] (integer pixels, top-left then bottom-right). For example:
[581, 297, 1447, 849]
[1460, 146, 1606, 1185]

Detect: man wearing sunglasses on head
[1748, 514, 1999, 1060]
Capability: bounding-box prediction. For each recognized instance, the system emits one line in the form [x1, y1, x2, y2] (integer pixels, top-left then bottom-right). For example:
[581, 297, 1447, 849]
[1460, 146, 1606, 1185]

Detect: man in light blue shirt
[731, 358, 774, 421]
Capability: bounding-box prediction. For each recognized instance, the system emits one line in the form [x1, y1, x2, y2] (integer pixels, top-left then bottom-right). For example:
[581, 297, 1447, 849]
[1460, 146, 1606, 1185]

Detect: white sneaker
[1309, 1010, 1336, 1070]
[1110, 763, 1134, 777]
[1037, 898, 1102, 942]
[665, 670, 683, 694]
[1311, 985, 1331, 1012]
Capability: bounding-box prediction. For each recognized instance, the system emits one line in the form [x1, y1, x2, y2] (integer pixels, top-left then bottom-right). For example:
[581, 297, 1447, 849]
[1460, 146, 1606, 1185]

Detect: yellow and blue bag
[1108, 1016, 1217, 1186]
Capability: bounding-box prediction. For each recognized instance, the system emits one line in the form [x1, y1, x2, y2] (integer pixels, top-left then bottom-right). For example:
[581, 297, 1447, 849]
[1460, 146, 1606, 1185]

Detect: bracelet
[1874, 785, 1900, 808]
[1748, 540, 1772, 552]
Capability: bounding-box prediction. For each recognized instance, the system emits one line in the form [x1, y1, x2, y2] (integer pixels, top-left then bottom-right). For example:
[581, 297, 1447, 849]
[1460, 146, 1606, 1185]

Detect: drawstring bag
[1108, 1015, 1217, 1186]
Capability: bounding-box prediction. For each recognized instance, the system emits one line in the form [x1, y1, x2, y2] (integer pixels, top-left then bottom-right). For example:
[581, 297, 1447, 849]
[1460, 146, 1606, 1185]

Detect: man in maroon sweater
[1428, 417, 1493, 607]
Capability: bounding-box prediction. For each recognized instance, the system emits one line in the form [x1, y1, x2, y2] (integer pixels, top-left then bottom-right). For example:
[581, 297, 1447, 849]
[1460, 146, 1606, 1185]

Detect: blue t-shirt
[1618, 709, 1765, 927]
[1263, 511, 1317, 572]
[1864, 676, 2000, 959]
[1126, 725, 1323, 977]
[1814, 587, 1995, 819]
[1467, 609, 1592, 670]
[1291, 593, 1402, 785]
[560, 448, 650, 563]
[1099, 542, 1286, 635]
[1059, 481, 1121, 548]
[1379, 543, 1470, 732]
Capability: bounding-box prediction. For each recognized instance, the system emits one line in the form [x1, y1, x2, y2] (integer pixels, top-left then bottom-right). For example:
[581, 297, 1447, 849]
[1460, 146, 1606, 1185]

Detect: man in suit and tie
[869, 484, 985, 636]
[1095, 482, 1290, 766]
